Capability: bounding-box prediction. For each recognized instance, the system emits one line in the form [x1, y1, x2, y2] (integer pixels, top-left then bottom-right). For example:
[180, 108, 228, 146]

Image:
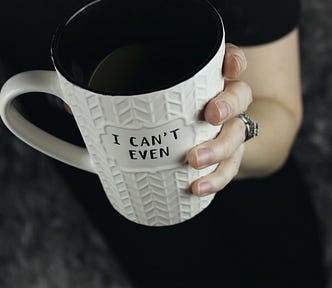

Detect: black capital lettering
[112, 134, 121, 145]
[170, 128, 180, 140]
[130, 137, 139, 147]
[160, 147, 170, 158]
[129, 150, 138, 160]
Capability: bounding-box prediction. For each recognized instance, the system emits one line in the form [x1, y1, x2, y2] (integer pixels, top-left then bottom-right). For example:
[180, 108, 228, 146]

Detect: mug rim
[51, 0, 224, 96]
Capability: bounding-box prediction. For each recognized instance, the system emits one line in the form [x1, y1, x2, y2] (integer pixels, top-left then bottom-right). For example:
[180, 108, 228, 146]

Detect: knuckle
[238, 143, 245, 154]
[215, 170, 229, 187]
[232, 80, 247, 91]
[225, 81, 252, 113]
[234, 119, 247, 142]
[232, 165, 241, 179]
[227, 158, 242, 180]
[238, 81, 253, 104]
[232, 147, 245, 177]
[220, 139, 232, 158]
[218, 174, 231, 191]
[229, 162, 240, 179]
[245, 84, 253, 105]
[232, 152, 242, 170]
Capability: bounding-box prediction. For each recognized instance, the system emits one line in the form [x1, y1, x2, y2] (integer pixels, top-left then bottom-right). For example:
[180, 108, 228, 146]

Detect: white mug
[0, 0, 225, 226]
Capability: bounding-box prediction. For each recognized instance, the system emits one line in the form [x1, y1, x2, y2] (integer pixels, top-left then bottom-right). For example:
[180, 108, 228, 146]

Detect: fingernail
[230, 46, 247, 72]
[215, 101, 230, 123]
[196, 148, 214, 168]
[198, 182, 213, 196]
[233, 54, 246, 74]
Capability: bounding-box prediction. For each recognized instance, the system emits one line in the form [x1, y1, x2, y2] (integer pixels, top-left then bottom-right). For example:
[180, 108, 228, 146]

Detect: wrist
[235, 100, 301, 180]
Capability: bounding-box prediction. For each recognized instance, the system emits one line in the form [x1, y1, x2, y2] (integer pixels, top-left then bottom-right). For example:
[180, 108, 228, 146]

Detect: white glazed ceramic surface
[59, 42, 225, 226]
[0, 27, 225, 227]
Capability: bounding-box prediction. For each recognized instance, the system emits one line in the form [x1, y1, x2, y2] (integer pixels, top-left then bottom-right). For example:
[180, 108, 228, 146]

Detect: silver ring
[237, 113, 259, 142]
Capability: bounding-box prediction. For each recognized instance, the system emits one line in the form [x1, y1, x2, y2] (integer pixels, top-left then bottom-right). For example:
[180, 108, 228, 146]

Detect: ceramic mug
[0, 0, 225, 226]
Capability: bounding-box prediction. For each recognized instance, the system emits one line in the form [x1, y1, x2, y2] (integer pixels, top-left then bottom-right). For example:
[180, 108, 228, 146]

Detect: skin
[188, 28, 302, 196]
[64, 28, 302, 197]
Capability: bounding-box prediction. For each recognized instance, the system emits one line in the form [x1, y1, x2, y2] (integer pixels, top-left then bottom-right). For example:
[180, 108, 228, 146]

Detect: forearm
[235, 28, 302, 179]
[188, 29, 302, 196]
[238, 97, 302, 178]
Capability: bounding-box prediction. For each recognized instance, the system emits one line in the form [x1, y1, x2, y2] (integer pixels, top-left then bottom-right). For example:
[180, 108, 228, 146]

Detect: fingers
[223, 43, 247, 79]
[188, 117, 248, 196]
[188, 44, 250, 196]
[204, 81, 253, 125]
[191, 144, 245, 196]
[188, 117, 246, 169]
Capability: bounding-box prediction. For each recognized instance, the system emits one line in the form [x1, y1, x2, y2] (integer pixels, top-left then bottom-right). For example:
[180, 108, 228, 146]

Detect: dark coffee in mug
[88, 40, 208, 94]
[0, 0, 225, 226]
[52, 0, 221, 95]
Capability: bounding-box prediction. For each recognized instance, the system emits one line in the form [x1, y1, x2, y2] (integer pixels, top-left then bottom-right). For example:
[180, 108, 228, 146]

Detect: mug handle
[0, 70, 96, 174]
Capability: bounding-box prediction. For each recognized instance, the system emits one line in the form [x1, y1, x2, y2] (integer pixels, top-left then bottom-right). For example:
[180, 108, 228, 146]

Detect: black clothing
[0, 0, 301, 76]
[0, 0, 326, 287]
[210, 0, 300, 45]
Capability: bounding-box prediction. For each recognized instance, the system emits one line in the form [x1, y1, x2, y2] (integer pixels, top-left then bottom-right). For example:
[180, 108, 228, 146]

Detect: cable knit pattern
[57, 44, 225, 226]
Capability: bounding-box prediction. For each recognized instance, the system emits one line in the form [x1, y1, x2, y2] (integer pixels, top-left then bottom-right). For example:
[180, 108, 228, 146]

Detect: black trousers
[22, 97, 326, 288]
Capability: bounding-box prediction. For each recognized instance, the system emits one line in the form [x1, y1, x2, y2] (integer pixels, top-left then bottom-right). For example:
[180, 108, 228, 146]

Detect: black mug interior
[51, 0, 223, 95]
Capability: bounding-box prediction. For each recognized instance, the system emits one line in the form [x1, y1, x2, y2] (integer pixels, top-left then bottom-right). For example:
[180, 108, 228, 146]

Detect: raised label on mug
[100, 119, 197, 170]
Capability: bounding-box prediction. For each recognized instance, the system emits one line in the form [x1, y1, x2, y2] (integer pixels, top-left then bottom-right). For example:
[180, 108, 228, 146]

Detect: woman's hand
[188, 43, 252, 197]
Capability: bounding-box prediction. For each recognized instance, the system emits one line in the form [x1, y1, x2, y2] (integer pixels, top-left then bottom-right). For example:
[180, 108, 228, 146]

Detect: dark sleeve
[0, 0, 89, 78]
[209, 0, 301, 46]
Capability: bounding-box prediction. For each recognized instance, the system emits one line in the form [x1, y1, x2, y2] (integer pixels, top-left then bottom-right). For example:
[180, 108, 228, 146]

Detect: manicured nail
[215, 101, 230, 123]
[196, 148, 214, 167]
[198, 182, 213, 196]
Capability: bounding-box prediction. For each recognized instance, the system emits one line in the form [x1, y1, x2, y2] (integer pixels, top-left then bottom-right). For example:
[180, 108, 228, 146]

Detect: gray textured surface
[1, 1, 332, 287]
[295, 1, 332, 286]
[0, 123, 133, 288]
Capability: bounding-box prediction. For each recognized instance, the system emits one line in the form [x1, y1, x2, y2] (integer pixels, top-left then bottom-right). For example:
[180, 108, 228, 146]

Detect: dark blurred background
[0, 0, 332, 287]
[296, 1, 332, 286]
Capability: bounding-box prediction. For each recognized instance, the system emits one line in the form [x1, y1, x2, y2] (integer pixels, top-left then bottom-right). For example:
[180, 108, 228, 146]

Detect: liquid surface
[88, 42, 202, 94]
